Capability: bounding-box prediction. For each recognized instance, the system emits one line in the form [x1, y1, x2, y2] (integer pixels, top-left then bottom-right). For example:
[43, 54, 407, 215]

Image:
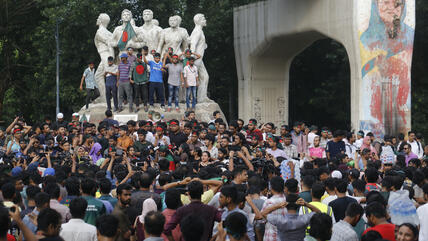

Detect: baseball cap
[127, 47, 134, 51]
[11, 167, 22, 177]
[120, 53, 128, 58]
[72, 113, 79, 117]
[44, 167, 55, 177]
[57, 113, 64, 119]
[27, 162, 39, 172]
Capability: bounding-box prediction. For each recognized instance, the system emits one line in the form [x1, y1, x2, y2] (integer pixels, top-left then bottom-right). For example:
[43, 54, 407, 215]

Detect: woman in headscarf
[360, 136, 378, 156]
[134, 198, 158, 241]
[89, 142, 102, 164]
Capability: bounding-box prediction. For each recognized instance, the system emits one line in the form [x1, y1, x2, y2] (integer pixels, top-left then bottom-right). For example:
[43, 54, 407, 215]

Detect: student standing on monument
[183, 57, 198, 111]
[144, 52, 165, 110]
[163, 54, 183, 112]
[118, 53, 133, 112]
[80, 62, 100, 110]
[130, 53, 149, 113]
[104, 56, 118, 112]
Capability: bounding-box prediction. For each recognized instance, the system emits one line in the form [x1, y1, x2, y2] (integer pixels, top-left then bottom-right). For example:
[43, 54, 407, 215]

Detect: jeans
[86, 88, 100, 109]
[134, 83, 148, 107]
[168, 85, 180, 107]
[118, 82, 133, 110]
[149, 82, 165, 106]
[105, 85, 118, 110]
[186, 86, 197, 108]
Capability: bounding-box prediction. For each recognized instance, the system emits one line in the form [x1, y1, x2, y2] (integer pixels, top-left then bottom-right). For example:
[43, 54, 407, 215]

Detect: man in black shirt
[329, 179, 357, 221]
[326, 130, 346, 160]
[168, 119, 187, 149]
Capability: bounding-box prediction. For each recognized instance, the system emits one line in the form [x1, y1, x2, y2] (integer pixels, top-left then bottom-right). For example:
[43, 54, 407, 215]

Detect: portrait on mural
[359, 0, 415, 137]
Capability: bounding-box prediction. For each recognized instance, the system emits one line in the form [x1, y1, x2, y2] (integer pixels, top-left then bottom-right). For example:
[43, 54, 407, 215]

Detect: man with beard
[112, 183, 133, 241]
[246, 119, 263, 144]
[168, 119, 187, 149]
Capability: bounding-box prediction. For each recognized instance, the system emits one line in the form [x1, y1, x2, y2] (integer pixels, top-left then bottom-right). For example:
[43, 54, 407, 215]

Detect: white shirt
[183, 65, 198, 86]
[60, 219, 97, 241]
[408, 140, 423, 158]
[355, 138, 363, 149]
[145, 131, 155, 144]
[417, 203, 428, 241]
[104, 64, 118, 76]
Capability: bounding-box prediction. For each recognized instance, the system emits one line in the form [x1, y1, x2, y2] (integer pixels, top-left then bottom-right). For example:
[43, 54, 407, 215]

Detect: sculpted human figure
[110, 9, 143, 51]
[157, 15, 189, 55]
[93, 13, 114, 103]
[190, 14, 210, 103]
[137, 9, 162, 53]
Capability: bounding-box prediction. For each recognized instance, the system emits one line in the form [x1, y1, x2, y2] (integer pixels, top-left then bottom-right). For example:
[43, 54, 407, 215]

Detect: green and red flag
[117, 22, 136, 51]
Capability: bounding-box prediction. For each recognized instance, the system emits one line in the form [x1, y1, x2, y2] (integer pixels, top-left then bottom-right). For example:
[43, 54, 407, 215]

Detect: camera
[229, 145, 241, 152]
[136, 162, 145, 167]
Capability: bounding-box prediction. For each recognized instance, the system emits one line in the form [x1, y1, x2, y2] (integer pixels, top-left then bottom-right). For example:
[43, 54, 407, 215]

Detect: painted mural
[358, 0, 415, 137]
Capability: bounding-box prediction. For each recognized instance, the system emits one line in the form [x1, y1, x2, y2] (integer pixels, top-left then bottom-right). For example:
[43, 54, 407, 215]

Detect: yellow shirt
[181, 189, 214, 205]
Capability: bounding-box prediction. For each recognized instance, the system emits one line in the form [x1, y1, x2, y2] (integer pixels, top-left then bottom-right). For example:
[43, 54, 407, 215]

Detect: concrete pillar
[234, 0, 415, 137]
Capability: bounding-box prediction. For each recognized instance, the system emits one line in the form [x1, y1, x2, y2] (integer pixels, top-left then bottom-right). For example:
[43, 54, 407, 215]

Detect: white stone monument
[80, 10, 225, 123]
[157, 15, 189, 55]
[190, 14, 211, 103]
[137, 9, 162, 52]
[93, 13, 114, 104]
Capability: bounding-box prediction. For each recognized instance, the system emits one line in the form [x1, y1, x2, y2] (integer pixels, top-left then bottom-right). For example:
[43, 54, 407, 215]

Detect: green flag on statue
[117, 22, 136, 51]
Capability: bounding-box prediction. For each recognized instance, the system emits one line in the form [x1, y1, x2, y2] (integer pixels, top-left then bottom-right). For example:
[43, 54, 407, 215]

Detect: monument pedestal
[78, 101, 225, 124]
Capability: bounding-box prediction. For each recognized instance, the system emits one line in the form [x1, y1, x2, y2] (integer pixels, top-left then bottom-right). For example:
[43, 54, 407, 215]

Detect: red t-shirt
[7, 234, 16, 241]
[363, 223, 396, 241]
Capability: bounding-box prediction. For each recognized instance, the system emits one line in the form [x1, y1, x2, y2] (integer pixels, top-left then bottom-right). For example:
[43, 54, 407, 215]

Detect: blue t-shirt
[149, 60, 163, 83]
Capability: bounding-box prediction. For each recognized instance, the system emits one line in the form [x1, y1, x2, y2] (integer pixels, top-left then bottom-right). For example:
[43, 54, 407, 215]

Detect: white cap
[72, 113, 79, 117]
[57, 113, 64, 119]
[331, 170, 342, 179]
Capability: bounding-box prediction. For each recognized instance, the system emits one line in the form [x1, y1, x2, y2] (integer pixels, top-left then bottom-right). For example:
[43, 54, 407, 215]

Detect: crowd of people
[80, 47, 201, 113]
[0, 111, 427, 241]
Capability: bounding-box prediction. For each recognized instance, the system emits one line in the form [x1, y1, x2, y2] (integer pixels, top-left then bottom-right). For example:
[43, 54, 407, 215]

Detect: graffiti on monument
[277, 97, 286, 123]
[358, 0, 415, 137]
[253, 97, 262, 122]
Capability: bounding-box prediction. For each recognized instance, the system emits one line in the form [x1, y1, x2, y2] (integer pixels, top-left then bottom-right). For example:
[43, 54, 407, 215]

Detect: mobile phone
[8, 206, 16, 213]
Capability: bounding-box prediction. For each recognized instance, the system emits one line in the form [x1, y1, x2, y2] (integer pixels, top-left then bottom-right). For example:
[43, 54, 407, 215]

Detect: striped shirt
[118, 62, 131, 82]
